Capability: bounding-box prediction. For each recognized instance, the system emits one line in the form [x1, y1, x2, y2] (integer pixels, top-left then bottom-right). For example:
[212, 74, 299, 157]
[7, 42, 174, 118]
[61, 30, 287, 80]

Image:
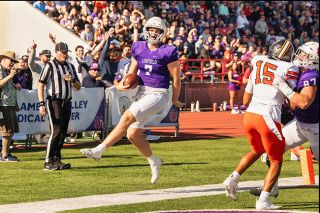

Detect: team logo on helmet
[267, 40, 294, 62]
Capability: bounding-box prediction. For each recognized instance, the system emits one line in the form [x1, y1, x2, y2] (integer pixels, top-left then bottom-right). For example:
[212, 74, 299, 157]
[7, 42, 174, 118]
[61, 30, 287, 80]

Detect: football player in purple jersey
[274, 41, 319, 161]
[81, 17, 184, 184]
[251, 41, 319, 198]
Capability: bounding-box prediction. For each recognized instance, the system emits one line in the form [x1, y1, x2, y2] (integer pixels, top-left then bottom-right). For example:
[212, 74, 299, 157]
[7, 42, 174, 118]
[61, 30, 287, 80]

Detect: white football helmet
[293, 41, 319, 70]
[142, 17, 166, 44]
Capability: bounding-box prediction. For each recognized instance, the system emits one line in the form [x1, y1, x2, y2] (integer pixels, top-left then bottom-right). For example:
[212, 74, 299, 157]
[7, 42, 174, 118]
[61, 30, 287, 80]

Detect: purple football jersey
[131, 41, 178, 89]
[294, 69, 319, 123]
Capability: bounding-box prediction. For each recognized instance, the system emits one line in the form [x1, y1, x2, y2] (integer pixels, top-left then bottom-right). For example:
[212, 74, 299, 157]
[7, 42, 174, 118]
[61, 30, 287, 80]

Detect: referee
[38, 42, 81, 171]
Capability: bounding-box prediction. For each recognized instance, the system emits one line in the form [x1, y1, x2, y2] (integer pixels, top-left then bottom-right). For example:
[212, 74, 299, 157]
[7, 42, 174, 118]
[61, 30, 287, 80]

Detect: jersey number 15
[255, 60, 278, 85]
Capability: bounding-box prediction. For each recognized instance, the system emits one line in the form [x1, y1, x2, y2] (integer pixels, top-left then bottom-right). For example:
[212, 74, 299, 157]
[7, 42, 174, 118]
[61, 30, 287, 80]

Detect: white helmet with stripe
[293, 41, 319, 70]
[267, 39, 294, 62]
[142, 17, 166, 44]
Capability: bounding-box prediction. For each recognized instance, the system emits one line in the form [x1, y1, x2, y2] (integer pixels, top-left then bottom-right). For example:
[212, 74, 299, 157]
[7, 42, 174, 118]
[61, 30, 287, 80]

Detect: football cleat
[256, 197, 282, 210]
[150, 157, 163, 184]
[80, 148, 104, 160]
[223, 174, 240, 200]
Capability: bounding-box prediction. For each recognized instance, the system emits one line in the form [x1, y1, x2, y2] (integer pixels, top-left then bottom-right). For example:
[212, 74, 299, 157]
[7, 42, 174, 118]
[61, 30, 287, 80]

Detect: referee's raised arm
[37, 42, 80, 171]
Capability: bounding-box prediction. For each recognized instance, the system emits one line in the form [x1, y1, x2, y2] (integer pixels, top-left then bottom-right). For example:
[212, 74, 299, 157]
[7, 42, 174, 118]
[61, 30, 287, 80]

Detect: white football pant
[129, 86, 169, 129]
[282, 118, 319, 162]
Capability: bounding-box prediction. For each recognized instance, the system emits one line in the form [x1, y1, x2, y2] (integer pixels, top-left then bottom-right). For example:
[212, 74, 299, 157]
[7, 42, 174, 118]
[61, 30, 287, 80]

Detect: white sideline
[0, 176, 318, 213]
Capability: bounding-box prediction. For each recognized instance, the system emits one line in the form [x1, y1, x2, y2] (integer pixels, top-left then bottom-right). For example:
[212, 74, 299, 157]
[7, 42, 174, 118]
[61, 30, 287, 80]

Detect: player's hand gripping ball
[123, 73, 139, 89]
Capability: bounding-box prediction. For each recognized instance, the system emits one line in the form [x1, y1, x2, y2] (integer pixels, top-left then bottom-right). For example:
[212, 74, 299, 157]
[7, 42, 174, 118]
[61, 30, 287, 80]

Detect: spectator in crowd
[93, 24, 105, 45]
[114, 45, 132, 86]
[254, 15, 268, 45]
[179, 54, 188, 82]
[195, 35, 204, 56]
[115, 16, 130, 42]
[13, 55, 33, 90]
[218, 1, 230, 25]
[202, 60, 216, 83]
[38, 42, 81, 171]
[188, 28, 198, 41]
[130, 9, 145, 28]
[0, 51, 19, 162]
[72, 45, 90, 84]
[177, 27, 188, 43]
[28, 41, 52, 145]
[59, 12, 72, 29]
[80, 24, 94, 44]
[144, 5, 155, 20]
[183, 34, 197, 63]
[33, 1, 46, 13]
[200, 27, 211, 43]
[82, 62, 104, 88]
[237, 9, 250, 37]
[210, 36, 224, 72]
[98, 32, 119, 88]
[107, 2, 120, 27]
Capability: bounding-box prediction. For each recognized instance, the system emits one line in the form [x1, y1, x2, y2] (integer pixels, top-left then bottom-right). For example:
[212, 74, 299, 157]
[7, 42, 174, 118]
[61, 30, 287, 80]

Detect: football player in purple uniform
[251, 41, 319, 198]
[282, 41, 319, 161]
[81, 17, 183, 184]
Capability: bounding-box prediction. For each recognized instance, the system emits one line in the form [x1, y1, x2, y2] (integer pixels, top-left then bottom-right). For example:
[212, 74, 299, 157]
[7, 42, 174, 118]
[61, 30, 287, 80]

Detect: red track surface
[151, 111, 246, 141]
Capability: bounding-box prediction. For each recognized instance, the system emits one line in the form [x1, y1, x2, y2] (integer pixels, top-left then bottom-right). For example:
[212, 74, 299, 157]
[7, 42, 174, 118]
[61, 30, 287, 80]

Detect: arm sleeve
[95, 80, 104, 87]
[39, 63, 52, 84]
[28, 48, 40, 74]
[69, 63, 79, 82]
[245, 72, 254, 94]
[99, 38, 110, 63]
[243, 67, 251, 79]
[167, 47, 179, 64]
[131, 42, 138, 60]
[285, 66, 299, 89]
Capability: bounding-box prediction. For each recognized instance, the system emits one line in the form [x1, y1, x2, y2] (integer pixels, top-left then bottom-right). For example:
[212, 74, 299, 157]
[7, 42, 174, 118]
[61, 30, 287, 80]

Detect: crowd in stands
[28, 0, 319, 84]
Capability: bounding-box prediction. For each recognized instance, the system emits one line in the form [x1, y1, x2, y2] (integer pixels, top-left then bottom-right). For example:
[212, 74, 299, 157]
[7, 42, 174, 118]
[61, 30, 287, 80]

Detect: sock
[273, 180, 279, 190]
[1, 137, 10, 158]
[92, 144, 106, 152]
[232, 171, 240, 179]
[259, 191, 270, 201]
[147, 155, 156, 165]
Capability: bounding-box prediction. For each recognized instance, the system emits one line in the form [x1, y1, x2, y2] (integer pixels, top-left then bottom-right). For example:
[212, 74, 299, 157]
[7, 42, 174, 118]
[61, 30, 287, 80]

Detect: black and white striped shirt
[39, 58, 79, 100]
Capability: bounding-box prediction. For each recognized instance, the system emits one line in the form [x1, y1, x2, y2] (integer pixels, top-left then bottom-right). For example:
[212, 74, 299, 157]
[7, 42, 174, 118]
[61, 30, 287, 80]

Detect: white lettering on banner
[71, 101, 88, 109]
[16, 88, 105, 134]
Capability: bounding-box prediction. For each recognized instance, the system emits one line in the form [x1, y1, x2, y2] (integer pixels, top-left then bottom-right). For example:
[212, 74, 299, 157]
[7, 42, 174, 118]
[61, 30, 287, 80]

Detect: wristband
[39, 101, 45, 107]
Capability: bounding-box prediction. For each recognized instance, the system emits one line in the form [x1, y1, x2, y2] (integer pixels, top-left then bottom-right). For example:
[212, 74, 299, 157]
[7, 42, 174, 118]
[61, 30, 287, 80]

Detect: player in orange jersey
[222, 39, 299, 210]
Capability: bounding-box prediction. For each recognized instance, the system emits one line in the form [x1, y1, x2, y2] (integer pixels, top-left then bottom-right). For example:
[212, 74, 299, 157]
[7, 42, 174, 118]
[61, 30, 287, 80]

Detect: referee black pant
[46, 99, 71, 163]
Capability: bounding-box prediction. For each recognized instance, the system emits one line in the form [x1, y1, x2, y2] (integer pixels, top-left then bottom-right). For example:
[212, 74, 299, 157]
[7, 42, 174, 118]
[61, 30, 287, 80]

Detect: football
[123, 73, 139, 89]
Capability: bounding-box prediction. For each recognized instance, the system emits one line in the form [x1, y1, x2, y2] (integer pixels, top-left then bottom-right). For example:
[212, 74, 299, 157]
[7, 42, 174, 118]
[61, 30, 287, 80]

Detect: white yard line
[0, 176, 318, 213]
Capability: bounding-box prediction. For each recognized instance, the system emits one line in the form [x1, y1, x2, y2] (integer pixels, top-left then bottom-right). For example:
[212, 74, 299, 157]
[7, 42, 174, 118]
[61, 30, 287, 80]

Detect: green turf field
[0, 137, 318, 212]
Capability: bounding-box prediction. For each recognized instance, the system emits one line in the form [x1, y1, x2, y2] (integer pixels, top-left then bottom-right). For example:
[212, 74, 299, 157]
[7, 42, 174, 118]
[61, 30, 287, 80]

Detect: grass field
[0, 136, 318, 212]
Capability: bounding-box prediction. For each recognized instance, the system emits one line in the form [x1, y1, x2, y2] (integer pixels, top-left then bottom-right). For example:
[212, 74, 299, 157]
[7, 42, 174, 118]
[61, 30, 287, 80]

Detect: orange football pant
[243, 112, 285, 163]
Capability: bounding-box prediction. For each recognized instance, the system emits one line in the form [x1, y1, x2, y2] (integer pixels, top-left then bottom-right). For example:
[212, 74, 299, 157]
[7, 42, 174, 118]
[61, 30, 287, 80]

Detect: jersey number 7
[255, 60, 278, 85]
